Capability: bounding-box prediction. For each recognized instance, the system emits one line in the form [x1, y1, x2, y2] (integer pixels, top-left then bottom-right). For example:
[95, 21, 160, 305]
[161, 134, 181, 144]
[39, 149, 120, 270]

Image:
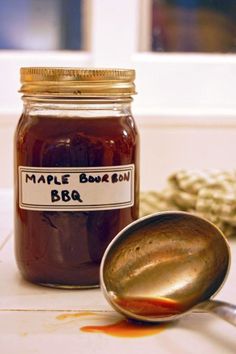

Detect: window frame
[0, 0, 236, 124]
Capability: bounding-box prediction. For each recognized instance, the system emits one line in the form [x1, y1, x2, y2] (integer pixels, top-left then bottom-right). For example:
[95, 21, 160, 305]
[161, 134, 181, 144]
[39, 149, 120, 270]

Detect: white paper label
[19, 165, 134, 211]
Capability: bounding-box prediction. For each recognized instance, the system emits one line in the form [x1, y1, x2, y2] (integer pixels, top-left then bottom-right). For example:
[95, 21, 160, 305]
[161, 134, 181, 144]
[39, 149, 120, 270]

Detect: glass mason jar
[14, 67, 140, 288]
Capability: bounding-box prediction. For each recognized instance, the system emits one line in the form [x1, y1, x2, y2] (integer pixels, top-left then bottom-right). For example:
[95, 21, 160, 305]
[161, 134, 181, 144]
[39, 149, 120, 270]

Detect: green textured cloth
[140, 170, 236, 238]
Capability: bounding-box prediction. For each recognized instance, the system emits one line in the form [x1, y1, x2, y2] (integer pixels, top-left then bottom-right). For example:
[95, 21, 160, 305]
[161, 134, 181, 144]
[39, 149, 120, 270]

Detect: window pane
[152, 0, 236, 52]
[0, 0, 83, 50]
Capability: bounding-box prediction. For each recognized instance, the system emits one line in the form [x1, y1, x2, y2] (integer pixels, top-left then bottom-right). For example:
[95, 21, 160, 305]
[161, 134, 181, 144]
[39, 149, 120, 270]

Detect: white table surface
[1, 189, 236, 354]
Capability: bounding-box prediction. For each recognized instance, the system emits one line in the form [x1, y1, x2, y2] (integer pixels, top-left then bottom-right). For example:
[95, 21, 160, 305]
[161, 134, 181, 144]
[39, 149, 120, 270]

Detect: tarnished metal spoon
[100, 211, 236, 325]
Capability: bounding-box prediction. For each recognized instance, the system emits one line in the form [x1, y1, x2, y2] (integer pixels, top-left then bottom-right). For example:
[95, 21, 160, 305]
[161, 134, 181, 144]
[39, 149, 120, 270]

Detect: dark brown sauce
[14, 114, 139, 287]
[114, 296, 184, 317]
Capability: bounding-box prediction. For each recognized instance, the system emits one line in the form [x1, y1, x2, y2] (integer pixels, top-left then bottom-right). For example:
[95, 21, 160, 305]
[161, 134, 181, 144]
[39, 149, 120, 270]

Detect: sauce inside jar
[15, 112, 139, 287]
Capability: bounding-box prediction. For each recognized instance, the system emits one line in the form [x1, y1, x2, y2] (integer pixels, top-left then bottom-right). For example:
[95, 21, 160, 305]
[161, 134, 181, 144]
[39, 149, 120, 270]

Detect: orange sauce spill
[20, 332, 28, 337]
[56, 309, 170, 338]
[114, 296, 184, 317]
[56, 311, 95, 320]
[80, 319, 167, 338]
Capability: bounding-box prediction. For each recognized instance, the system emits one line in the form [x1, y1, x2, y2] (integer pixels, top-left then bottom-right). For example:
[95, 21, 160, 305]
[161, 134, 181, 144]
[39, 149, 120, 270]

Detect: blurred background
[0, 0, 83, 50]
[1, 0, 235, 52]
[1, 0, 236, 191]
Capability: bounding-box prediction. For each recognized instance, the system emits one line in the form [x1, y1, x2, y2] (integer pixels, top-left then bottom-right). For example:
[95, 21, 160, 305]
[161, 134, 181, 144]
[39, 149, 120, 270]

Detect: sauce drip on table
[56, 312, 95, 320]
[56, 311, 168, 338]
[80, 319, 167, 338]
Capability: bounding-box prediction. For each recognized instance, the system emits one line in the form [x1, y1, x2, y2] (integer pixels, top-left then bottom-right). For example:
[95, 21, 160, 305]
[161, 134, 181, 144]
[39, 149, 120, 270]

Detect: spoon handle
[198, 300, 236, 326]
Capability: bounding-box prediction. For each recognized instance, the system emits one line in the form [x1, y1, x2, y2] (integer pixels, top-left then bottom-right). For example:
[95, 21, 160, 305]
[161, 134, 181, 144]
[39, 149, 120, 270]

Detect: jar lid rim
[20, 67, 136, 97]
[21, 67, 135, 81]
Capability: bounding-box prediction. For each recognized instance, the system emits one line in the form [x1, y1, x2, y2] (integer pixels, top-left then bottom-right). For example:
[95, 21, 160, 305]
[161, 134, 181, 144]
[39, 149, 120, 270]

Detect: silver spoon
[100, 211, 236, 326]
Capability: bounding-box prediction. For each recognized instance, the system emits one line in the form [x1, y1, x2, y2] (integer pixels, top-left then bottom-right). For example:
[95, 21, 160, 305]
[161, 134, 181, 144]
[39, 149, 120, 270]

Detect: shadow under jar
[14, 67, 139, 288]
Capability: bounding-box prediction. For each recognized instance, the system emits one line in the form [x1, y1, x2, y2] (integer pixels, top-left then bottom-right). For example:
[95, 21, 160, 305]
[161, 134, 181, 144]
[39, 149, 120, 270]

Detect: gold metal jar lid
[20, 67, 136, 97]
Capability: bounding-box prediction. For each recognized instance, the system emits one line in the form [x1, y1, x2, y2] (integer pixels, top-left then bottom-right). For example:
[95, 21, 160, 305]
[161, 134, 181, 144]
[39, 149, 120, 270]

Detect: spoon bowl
[100, 211, 232, 323]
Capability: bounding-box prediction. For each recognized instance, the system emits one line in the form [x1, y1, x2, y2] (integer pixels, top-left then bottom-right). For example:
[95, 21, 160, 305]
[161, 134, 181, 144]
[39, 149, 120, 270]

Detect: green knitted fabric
[140, 170, 236, 238]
